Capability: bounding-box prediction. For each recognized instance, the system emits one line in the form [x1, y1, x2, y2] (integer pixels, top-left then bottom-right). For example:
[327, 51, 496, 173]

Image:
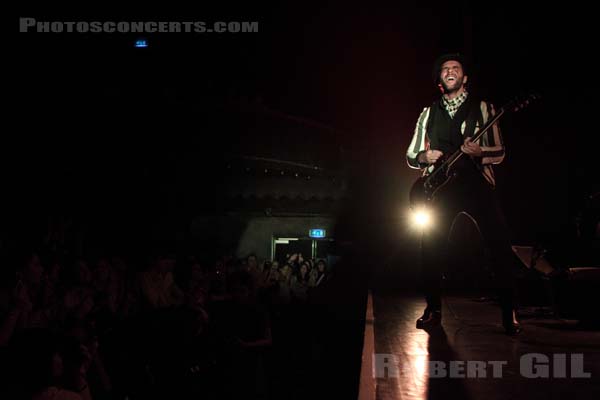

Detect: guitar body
[409, 176, 430, 208]
[409, 166, 456, 209]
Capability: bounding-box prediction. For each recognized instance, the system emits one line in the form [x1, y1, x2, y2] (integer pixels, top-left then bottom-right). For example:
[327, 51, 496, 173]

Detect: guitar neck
[423, 92, 537, 185]
[445, 106, 506, 168]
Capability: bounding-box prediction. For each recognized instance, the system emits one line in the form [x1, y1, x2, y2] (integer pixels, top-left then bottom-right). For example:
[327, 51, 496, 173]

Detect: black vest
[427, 95, 482, 155]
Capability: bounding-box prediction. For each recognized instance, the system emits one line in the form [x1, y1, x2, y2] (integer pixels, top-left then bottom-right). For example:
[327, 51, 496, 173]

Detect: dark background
[7, 3, 586, 268]
[4, 5, 591, 399]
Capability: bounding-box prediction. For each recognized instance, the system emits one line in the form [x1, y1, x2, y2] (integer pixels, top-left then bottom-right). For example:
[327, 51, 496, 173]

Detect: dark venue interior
[4, 3, 597, 400]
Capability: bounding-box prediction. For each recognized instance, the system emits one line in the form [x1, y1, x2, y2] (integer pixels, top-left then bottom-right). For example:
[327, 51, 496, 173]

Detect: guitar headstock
[506, 92, 542, 112]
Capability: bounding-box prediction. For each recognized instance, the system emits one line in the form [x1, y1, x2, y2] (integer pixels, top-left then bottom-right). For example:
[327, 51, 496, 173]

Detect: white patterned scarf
[442, 90, 468, 118]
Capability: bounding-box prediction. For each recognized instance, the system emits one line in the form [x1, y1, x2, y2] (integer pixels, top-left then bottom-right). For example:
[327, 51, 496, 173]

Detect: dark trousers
[420, 168, 517, 313]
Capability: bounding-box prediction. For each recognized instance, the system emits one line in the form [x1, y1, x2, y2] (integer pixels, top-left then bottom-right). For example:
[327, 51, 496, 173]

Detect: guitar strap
[464, 99, 485, 172]
[464, 97, 484, 139]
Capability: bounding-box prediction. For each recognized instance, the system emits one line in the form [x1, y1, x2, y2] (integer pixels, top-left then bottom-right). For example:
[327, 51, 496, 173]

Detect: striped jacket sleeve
[478, 101, 505, 165]
[406, 107, 430, 169]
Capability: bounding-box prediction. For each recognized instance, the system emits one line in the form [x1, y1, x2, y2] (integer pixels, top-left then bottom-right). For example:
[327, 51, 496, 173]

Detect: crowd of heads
[0, 244, 335, 399]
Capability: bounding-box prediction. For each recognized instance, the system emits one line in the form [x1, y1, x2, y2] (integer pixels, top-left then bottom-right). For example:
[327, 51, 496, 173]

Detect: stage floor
[359, 290, 600, 400]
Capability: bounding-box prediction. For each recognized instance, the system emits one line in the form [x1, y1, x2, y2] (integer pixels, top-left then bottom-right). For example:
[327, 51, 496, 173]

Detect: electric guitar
[409, 93, 540, 209]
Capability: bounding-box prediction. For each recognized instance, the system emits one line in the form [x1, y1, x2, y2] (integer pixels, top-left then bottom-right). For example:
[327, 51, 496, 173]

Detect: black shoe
[504, 322, 522, 336]
[502, 309, 522, 336]
[416, 309, 441, 329]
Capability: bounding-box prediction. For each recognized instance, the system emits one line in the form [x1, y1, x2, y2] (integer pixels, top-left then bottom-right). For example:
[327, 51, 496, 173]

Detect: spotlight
[412, 208, 431, 229]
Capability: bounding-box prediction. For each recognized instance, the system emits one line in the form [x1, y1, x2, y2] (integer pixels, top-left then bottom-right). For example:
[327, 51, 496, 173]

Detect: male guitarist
[406, 53, 521, 335]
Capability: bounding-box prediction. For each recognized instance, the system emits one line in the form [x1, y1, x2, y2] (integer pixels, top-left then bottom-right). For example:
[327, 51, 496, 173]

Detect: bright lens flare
[412, 209, 431, 228]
